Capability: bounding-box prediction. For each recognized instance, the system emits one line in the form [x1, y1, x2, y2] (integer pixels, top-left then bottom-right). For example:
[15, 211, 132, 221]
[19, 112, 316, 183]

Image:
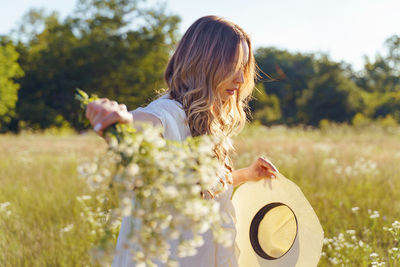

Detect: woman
[86, 15, 278, 267]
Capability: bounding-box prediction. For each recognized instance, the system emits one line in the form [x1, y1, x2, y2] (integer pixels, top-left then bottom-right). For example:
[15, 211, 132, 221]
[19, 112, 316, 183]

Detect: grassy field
[1, 125, 399, 266]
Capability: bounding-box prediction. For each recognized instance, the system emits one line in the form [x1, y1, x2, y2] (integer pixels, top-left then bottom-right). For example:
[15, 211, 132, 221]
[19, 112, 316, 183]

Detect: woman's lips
[226, 89, 237, 95]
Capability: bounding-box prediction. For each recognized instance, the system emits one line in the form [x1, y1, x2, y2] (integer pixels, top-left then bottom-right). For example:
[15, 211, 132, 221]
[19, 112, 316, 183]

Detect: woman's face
[217, 39, 249, 103]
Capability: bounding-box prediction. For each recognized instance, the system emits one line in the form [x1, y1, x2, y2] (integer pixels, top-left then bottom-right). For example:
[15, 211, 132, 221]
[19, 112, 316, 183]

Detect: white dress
[112, 93, 239, 267]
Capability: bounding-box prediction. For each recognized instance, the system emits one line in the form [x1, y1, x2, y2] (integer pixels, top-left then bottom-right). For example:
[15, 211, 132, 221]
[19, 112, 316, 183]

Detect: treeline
[0, 0, 180, 132]
[0, 0, 399, 132]
[252, 41, 400, 126]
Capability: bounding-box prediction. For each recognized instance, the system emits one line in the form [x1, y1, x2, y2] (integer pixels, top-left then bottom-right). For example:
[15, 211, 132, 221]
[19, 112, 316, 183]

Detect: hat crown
[250, 202, 298, 260]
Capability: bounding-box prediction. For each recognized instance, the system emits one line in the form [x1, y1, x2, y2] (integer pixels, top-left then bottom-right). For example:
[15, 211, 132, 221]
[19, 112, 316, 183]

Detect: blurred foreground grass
[1, 125, 399, 266]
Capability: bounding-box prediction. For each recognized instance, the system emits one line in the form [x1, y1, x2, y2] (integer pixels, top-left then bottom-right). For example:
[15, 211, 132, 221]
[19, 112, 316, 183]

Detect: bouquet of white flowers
[75, 90, 232, 266]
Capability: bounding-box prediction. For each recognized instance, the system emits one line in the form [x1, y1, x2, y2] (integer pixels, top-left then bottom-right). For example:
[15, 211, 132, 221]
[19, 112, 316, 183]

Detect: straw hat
[232, 173, 324, 267]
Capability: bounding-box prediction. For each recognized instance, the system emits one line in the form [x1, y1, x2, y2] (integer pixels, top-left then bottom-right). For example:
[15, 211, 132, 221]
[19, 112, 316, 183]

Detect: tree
[385, 35, 400, 74]
[0, 43, 24, 131]
[353, 35, 400, 123]
[255, 48, 362, 126]
[249, 83, 281, 124]
[14, 0, 180, 130]
[296, 57, 363, 125]
[255, 47, 315, 124]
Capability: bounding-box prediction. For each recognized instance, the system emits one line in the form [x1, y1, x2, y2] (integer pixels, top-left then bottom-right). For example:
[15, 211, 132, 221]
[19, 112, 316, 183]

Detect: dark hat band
[249, 202, 298, 260]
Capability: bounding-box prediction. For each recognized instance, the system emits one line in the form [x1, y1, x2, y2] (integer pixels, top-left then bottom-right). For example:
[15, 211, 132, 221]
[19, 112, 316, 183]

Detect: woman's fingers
[95, 110, 133, 133]
[262, 170, 276, 179]
[119, 104, 127, 111]
[258, 157, 279, 173]
[85, 99, 133, 136]
[86, 98, 110, 122]
[255, 157, 279, 179]
[85, 101, 95, 120]
[247, 157, 279, 182]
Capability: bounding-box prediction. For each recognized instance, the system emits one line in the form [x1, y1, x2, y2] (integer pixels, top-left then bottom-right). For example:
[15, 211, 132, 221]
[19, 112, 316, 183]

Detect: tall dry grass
[233, 124, 400, 266]
[0, 124, 399, 266]
[0, 133, 106, 266]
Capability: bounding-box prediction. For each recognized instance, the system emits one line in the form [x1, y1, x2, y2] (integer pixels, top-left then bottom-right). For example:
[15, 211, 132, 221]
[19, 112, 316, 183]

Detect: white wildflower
[370, 252, 379, 258]
[60, 224, 74, 233]
[370, 211, 380, 219]
[0, 202, 12, 217]
[177, 240, 198, 257]
[77, 163, 97, 177]
[323, 158, 337, 166]
[121, 197, 133, 217]
[126, 163, 139, 176]
[392, 220, 400, 229]
[344, 166, 353, 176]
[351, 206, 360, 213]
[329, 257, 339, 264]
[0, 202, 11, 211]
[313, 143, 332, 153]
[164, 186, 179, 198]
[346, 229, 356, 235]
[75, 106, 232, 265]
[76, 195, 91, 202]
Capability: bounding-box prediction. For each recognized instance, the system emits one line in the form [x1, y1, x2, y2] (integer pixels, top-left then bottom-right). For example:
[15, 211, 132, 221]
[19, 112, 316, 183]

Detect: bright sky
[1, 0, 399, 71]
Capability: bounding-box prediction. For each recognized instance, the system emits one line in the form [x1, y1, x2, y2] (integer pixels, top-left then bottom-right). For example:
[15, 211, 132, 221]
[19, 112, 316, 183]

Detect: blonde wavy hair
[165, 16, 256, 191]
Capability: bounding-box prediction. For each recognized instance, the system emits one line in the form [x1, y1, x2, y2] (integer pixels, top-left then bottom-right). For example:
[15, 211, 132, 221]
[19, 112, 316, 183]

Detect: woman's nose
[234, 70, 244, 84]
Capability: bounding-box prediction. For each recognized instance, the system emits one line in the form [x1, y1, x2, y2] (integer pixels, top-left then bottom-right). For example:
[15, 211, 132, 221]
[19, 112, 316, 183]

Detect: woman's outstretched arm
[232, 167, 251, 187]
[232, 157, 278, 187]
[85, 98, 161, 137]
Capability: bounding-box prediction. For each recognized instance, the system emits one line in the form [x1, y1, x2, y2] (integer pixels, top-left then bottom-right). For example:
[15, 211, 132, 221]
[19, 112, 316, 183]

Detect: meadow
[1, 124, 399, 266]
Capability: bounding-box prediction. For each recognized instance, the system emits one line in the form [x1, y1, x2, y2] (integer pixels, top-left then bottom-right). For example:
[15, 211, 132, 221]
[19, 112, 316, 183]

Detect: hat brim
[232, 173, 324, 267]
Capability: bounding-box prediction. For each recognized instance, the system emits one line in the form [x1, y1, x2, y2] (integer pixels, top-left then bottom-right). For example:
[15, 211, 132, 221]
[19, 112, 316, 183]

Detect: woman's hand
[247, 157, 278, 182]
[85, 98, 133, 136]
[232, 157, 278, 187]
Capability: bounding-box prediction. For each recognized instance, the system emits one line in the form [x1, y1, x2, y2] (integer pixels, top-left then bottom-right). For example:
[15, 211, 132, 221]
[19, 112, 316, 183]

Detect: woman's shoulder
[146, 93, 183, 111]
[131, 93, 191, 141]
[132, 93, 182, 114]
[143, 93, 186, 121]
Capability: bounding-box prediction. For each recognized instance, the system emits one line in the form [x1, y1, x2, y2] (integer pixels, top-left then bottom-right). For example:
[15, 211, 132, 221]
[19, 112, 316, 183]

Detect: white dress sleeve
[131, 94, 191, 141]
